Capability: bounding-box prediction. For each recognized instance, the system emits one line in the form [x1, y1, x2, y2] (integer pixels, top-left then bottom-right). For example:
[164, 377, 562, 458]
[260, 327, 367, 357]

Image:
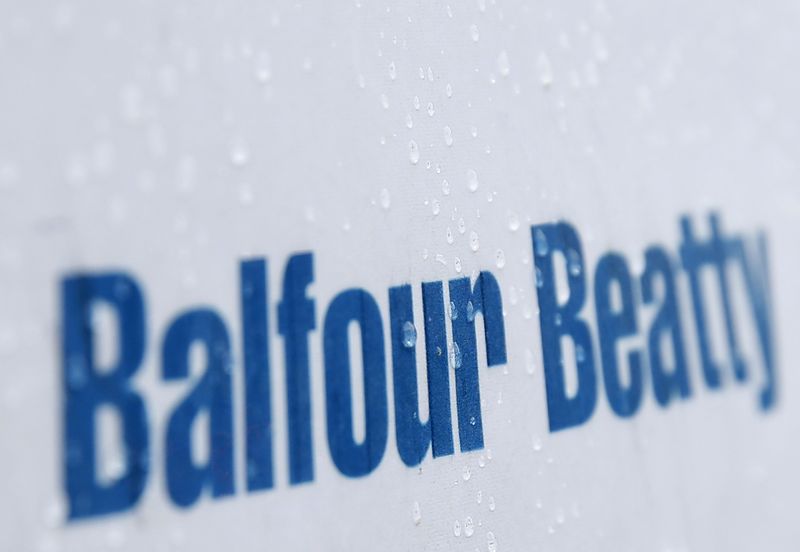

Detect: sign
[1, 1, 798, 550]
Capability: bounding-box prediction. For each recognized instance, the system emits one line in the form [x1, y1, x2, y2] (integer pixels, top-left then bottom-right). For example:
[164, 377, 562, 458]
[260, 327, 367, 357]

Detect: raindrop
[379, 188, 391, 210]
[454, 256, 462, 273]
[556, 509, 566, 524]
[535, 267, 544, 287]
[523, 305, 533, 320]
[427, 102, 435, 116]
[451, 342, 462, 368]
[405, 114, 414, 128]
[388, 61, 397, 80]
[432, 199, 441, 215]
[593, 33, 609, 62]
[409, 140, 420, 164]
[458, 218, 467, 234]
[566, 248, 582, 275]
[469, 231, 480, 251]
[525, 349, 536, 374]
[446, 227, 454, 244]
[464, 516, 475, 537]
[533, 228, 549, 256]
[412, 501, 422, 525]
[443, 125, 453, 146]
[442, 179, 451, 195]
[449, 301, 459, 320]
[402, 321, 417, 348]
[229, 141, 250, 167]
[413, 95, 421, 110]
[508, 212, 520, 232]
[467, 169, 479, 192]
[453, 519, 462, 537]
[445, 83, 453, 97]
[254, 53, 272, 83]
[487, 531, 497, 552]
[488, 495, 496, 511]
[497, 50, 510, 76]
[466, 301, 475, 321]
[537, 52, 553, 88]
[469, 24, 480, 42]
[463, 465, 472, 481]
[238, 183, 254, 205]
[380, 94, 390, 109]
[495, 249, 506, 268]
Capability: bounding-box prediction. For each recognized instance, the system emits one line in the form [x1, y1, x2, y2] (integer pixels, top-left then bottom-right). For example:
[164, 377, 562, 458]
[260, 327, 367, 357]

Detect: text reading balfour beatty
[60, 212, 776, 520]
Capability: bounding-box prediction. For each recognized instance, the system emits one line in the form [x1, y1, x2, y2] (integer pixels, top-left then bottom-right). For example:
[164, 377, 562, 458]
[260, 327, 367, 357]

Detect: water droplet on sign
[469, 24, 480, 42]
[469, 231, 480, 251]
[464, 516, 474, 537]
[487, 531, 497, 552]
[443, 125, 453, 146]
[525, 349, 536, 374]
[409, 140, 420, 164]
[402, 321, 417, 348]
[534, 228, 549, 256]
[495, 249, 506, 268]
[451, 342, 462, 368]
[467, 169, 479, 192]
[412, 501, 422, 525]
[538, 52, 553, 88]
[229, 141, 250, 167]
[556, 509, 566, 524]
[497, 50, 510, 76]
[379, 188, 391, 210]
[566, 248, 582, 275]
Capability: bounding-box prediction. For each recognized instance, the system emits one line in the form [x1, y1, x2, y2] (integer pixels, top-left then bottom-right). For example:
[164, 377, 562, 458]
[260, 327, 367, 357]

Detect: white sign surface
[0, 1, 799, 550]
